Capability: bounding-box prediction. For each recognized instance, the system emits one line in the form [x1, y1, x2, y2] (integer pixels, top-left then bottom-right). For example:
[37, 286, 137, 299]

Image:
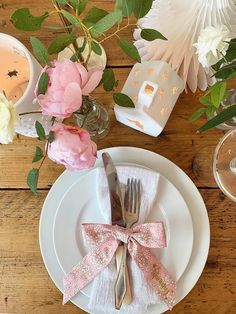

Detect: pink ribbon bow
[63, 222, 176, 309]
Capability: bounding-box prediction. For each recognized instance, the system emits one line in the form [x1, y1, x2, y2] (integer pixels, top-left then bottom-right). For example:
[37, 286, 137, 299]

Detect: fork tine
[130, 179, 134, 213]
[125, 178, 142, 226]
[126, 178, 131, 214]
[124, 178, 129, 214]
[133, 179, 137, 214]
[137, 180, 141, 219]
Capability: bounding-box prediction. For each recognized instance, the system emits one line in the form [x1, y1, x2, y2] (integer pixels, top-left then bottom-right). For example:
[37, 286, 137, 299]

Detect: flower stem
[99, 22, 137, 44]
[51, 0, 85, 64]
[37, 117, 56, 171]
[19, 111, 42, 116]
[38, 143, 48, 170]
[81, 112, 89, 128]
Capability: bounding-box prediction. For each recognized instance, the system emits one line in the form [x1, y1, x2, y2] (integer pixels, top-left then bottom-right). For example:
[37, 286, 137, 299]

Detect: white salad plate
[53, 166, 193, 298]
[39, 147, 210, 314]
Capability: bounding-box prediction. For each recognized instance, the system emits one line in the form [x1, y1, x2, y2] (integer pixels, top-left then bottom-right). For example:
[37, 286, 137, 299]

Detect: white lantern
[114, 61, 184, 137]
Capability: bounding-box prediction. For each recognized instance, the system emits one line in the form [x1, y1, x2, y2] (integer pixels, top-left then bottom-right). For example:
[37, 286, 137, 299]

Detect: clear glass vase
[73, 96, 110, 140]
[211, 89, 236, 130]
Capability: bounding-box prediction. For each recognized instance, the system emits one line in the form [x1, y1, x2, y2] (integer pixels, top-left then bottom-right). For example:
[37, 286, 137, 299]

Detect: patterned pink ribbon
[63, 222, 176, 309]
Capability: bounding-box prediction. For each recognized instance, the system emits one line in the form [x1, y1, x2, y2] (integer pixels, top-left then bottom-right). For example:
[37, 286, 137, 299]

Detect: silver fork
[114, 178, 141, 309]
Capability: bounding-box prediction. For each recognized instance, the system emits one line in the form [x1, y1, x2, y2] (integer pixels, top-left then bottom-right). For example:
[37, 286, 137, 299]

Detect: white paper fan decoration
[134, 0, 236, 92]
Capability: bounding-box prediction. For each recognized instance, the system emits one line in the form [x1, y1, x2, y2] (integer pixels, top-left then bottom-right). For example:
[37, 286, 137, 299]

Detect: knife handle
[114, 244, 132, 309]
[116, 246, 132, 305]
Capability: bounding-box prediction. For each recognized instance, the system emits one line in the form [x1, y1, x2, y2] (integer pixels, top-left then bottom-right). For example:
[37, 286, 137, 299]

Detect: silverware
[102, 153, 125, 227]
[102, 153, 131, 308]
[114, 178, 141, 309]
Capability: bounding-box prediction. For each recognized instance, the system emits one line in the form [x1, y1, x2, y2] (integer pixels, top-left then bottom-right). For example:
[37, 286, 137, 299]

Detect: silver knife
[102, 152, 125, 228]
[102, 152, 129, 309]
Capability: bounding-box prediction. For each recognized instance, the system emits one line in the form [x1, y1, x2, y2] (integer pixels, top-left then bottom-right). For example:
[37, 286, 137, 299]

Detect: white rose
[0, 92, 20, 144]
[193, 25, 231, 68]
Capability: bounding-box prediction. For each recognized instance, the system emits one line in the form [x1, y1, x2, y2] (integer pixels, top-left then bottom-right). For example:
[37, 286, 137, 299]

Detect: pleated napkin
[88, 165, 162, 314]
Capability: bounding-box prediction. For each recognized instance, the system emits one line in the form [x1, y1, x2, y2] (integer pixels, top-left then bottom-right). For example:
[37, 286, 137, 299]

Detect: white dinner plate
[39, 147, 210, 314]
[53, 166, 193, 298]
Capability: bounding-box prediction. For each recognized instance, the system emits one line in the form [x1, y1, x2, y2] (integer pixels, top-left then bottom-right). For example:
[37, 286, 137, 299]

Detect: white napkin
[88, 165, 161, 314]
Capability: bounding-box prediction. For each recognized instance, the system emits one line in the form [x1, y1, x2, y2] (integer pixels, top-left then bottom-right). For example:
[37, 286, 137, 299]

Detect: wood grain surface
[0, 1, 236, 314]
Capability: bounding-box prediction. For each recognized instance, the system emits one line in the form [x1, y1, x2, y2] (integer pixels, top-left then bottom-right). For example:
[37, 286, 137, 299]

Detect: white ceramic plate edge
[39, 147, 210, 314]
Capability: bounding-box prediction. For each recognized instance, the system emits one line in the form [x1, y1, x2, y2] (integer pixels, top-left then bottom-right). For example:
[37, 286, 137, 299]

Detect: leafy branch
[11, 0, 167, 105]
[190, 38, 236, 131]
[189, 81, 228, 122]
[27, 119, 55, 194]
[98, 21, 137, 44]
[11, 0, 166, 66]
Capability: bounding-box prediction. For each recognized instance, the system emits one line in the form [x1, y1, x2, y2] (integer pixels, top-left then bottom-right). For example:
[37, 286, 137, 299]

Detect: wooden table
[0, 1, 236, 313]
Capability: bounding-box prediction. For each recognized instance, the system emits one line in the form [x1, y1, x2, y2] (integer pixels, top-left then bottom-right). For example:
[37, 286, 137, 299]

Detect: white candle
[0, 33, 54, 138]
[0, 45, 30, 104]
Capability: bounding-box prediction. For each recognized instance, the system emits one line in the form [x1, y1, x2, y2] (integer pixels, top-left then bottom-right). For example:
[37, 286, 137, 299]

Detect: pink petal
[58, 59, 81, 86]
[63, 82, 82, 111]
[82, 68, 103, 95]
[75, 63, 89, 87]
[52, 90, 64, 101]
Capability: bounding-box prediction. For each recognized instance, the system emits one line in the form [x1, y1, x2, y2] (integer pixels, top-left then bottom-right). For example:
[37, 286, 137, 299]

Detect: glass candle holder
[213, 128, 236, 202]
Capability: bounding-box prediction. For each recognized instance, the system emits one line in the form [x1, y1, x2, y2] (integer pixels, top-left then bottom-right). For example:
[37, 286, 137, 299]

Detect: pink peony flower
[36, 59, 103, 119]
[47, 123, 97, 171]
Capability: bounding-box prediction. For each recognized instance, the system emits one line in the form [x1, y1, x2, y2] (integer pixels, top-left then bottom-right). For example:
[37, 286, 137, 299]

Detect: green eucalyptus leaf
[30, 36, 50, 66]
[210, 81, 226, 108]
[212, 45, 236, 71]
[27, 168, 39, 194]
[38, 72, 49, 95]
[61, 9, 81, 28]
[70, 38, 87, 62]
[101, 68, 116, 91]
[35, 121, 46, 141]
[189, 108, 207, 122]
[214, 61, 236, 79]
[115, 0, 134, 17]
[115, 0, 123, 11]
[119, 38, 141, 62]
[141, 29, 167, 41]
[91, 41, 102, 56]
[56, 0, 87, 13]
[11, 8, 49, 31]
[198, 104, 236, 132]
[32, 146, 44, 163]
[212, 61, 221, 72]
[83, 7, 108, 27]
[206, 106, 216, 117]
[48, 131, 54, 143]
[48, 33, 77, 54]
[77, 0, 89, 14]
[113, 92, 135, 108]
[91, 10, 122, 38]
[70, 51, 81, 62]
[199, 95, 212, 106]
[43, 25, 73, 30]
[133, 0, 153, 19]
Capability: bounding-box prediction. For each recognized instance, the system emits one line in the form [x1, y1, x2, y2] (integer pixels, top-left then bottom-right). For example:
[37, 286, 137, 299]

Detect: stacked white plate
[39, 147, 210, 314]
